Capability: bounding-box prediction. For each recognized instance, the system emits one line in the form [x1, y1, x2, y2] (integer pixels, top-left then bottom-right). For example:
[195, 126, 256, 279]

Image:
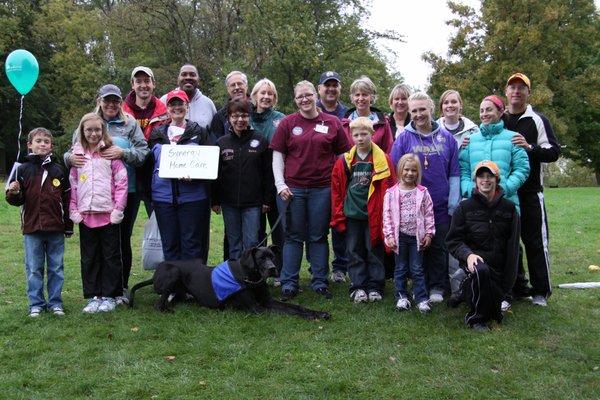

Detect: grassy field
[0, 187, 598, 399]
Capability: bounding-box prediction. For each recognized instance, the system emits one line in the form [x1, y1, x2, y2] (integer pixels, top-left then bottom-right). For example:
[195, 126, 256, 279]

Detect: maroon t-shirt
[270, 111, 351, 188]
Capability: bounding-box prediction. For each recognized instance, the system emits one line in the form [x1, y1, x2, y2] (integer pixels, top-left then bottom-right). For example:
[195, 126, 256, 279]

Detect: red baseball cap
[166, 89, 189, 104]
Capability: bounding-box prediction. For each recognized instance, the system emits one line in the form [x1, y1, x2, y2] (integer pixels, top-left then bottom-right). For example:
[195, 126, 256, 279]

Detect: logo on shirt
[436, 134, 446, 143]
[250, 139, 260, 148]
[79, 173, 87, 183]
[221, 149, 234, 161]
[292, 126, 303, 136]
[52, 178, 60, 187]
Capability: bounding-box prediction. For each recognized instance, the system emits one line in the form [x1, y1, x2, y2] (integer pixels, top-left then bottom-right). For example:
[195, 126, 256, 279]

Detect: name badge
[315, 123, 329, 134]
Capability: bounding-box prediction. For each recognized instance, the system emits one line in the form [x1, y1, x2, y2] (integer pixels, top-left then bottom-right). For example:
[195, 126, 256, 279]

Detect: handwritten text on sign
[158, 145, 220, 180]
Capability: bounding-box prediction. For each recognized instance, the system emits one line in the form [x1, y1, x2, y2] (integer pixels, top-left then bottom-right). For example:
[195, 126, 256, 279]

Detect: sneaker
[368, 291, 383, 302]
[29, 306, 43, 318]
[51, 306, 65, 316]
[330, 270, 347, 283]
[501, 300, 511, 313]
[98, 297, 117, 312]
[82, 297, 102, 314]
[417, 300, 431, 313]
[395, 297, 411, 311]
[350, 289, 368, 303]
[471, 323, 490, 332]
[531, 295, 548, 307]
[280, 288, 298, 302]
[115, 295, 129, 306]
[315, 287, 333, 299]
[272, 277, 281, 288]
[429, 293, 444, 303]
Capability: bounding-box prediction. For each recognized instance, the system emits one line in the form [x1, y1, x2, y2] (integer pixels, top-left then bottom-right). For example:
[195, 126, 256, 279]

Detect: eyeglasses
[295, 93, 315, 101]
[230, 113, 249, 120]
[84, 128, 103, 134]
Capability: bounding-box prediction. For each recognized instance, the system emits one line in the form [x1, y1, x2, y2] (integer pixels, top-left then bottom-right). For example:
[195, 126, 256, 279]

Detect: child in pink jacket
[69, 113, 128, 313]
[383, 153, 435, 313]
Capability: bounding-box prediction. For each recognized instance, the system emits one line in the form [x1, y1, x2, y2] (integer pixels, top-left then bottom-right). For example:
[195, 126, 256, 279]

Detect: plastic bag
[142, 212, 164, 270]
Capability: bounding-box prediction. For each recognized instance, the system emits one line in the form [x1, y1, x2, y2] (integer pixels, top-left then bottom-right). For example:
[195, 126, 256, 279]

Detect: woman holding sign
[147, 89, 213, 262]
[270, 80, 351, 301]
[212, 98, 274, 260]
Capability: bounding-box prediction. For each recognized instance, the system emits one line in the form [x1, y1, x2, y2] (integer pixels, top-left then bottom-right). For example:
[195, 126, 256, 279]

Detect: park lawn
[0, 187, 598, 399]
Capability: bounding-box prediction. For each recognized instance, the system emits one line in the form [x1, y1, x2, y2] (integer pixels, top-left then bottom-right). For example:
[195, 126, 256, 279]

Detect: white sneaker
[350, 289, 368, 303]
[82, 297, 102, 314]
[429, 293, 444, 303]
[531, 295, 548, 307]
[501, 300, 511, 313]
[368, 291, 383, 302]
[51, 306, 65, 316]
[29, 306, 43, 318]
[115, 296, 129, 306]
[417, 300, 432, 313]
[395, 297, 411, 311]
[98, 297, 117, 312]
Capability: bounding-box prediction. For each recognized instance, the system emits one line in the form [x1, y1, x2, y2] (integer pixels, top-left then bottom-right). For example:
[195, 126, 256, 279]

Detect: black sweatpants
[513, 191, 552, 298]
[464, 261, 503, 327]
[80, 223, 123, 299]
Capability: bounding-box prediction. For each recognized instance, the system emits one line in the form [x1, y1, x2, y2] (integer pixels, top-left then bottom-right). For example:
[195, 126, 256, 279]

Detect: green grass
[0, 187, 599, 399]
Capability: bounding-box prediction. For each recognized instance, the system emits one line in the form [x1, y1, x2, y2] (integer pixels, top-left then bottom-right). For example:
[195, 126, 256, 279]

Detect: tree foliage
[425, 0, 600, 179]
[0, 0, 402, 170]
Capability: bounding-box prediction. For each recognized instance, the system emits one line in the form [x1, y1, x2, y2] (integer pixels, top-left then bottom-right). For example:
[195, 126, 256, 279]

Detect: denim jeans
[277, 187, 330, 291]
[345, 218, 384, 293]
[394, 233, 428, 303]
[154, 199, 209, 262]
[221, 205, 261, 260]
[120, 191, 140, 289]
[423, 222, 450, 296]
[23, 232, 65, 310]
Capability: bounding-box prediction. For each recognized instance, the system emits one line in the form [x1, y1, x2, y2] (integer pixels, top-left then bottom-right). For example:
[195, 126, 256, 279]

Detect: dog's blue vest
[211, 261, 243, 302]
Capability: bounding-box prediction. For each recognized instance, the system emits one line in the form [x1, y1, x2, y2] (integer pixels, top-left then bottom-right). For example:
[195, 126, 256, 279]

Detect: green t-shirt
[343, 152, 373, 220]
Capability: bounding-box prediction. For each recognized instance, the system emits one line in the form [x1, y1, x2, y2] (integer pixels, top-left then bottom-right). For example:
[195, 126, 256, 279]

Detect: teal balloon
[5, 49, 39, 95]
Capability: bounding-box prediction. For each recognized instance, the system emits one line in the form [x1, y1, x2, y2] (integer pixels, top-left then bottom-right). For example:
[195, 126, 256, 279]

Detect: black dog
[128, 246, 330, 320]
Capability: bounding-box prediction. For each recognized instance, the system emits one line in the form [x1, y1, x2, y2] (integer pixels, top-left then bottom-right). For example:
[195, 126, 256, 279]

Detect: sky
[369, 0, 600, 90]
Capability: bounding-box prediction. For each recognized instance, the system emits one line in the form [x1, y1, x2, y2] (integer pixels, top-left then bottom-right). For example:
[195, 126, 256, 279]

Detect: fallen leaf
[131, 326, 140, 332]
[588, 265, 600, 272]
[318, 326, 323, 330]
[199, 381, 207, 386]
[389, 356, 397, 363]
[107, 333, 113, 340]
[593, 366, 598, 371]
[165, 355, 176, 362]
[491, 367, 499, 373]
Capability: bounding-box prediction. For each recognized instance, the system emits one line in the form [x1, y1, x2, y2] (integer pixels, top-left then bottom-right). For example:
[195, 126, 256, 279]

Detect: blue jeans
[394, 233, 428, 303]
[277, 187, 330, 291]
[423, 222, 450, 296]
[345, 218, 384, 293]
[23, 232, 65, 310]
[221, 205, 261, 260]
[154, 199, 209, 262]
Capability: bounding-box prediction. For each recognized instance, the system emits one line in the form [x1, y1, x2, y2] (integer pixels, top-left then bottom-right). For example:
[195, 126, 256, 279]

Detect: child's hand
[421, 234, 432, 249]
[384, 237, 397, 251]
[110, 209, 124, 224]
[8, 181, 20, 193]
[70, 211, 83, 224]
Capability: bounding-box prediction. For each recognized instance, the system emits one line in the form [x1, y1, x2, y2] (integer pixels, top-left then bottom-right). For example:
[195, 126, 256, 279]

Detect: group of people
[6, 64, 560, 331]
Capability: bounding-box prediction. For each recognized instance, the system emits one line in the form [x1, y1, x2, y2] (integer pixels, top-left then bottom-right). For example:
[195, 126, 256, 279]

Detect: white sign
[158, 145, 220, 180]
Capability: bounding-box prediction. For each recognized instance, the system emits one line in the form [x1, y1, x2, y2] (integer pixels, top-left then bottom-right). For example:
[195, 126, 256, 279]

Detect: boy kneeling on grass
[5, 128, 73, 317]
[330, 117, 396, 303]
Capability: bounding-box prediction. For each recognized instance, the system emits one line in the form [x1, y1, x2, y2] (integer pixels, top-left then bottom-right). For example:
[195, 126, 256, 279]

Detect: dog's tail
[128, 278, 154, 308]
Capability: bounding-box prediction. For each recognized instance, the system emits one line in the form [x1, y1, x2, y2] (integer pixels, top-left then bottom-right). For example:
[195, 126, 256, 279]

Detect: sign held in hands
[158, 145, 219, 180]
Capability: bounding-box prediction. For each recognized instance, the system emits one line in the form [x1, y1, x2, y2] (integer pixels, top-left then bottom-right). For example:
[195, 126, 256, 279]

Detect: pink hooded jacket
[69, 141, 128, 218]
[382, 184, 435, 252]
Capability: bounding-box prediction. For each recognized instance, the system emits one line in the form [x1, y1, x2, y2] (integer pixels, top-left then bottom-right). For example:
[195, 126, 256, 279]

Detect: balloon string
[17, 95, 24, 162]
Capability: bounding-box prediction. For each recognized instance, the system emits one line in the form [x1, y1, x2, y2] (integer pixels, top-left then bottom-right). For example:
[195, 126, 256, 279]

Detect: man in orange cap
[504, 73, 560, 308]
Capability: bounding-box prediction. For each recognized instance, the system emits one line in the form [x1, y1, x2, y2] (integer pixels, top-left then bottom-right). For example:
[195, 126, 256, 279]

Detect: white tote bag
[142, 212, 164, 270]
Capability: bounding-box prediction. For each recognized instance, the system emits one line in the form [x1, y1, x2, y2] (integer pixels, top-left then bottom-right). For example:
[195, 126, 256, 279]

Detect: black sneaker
[315, 287, 333, 299]
[446, 292, 463, 308]
[280, 288, 298, 302]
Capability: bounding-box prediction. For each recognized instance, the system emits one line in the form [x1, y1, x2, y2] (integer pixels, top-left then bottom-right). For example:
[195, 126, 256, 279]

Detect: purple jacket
[390, 121, 460, 225]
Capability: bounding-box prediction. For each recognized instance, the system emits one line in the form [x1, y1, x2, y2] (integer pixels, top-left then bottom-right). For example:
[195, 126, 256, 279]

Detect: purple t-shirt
[390, 122, 460, 224]
[270, 111, 351, 188]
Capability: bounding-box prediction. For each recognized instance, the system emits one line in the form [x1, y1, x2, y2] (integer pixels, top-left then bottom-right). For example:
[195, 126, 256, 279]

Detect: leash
[256, 196, 291, 247]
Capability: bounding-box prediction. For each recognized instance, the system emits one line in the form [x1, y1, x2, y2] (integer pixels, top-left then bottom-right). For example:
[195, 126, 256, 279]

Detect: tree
[425, 0, 600, 182]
